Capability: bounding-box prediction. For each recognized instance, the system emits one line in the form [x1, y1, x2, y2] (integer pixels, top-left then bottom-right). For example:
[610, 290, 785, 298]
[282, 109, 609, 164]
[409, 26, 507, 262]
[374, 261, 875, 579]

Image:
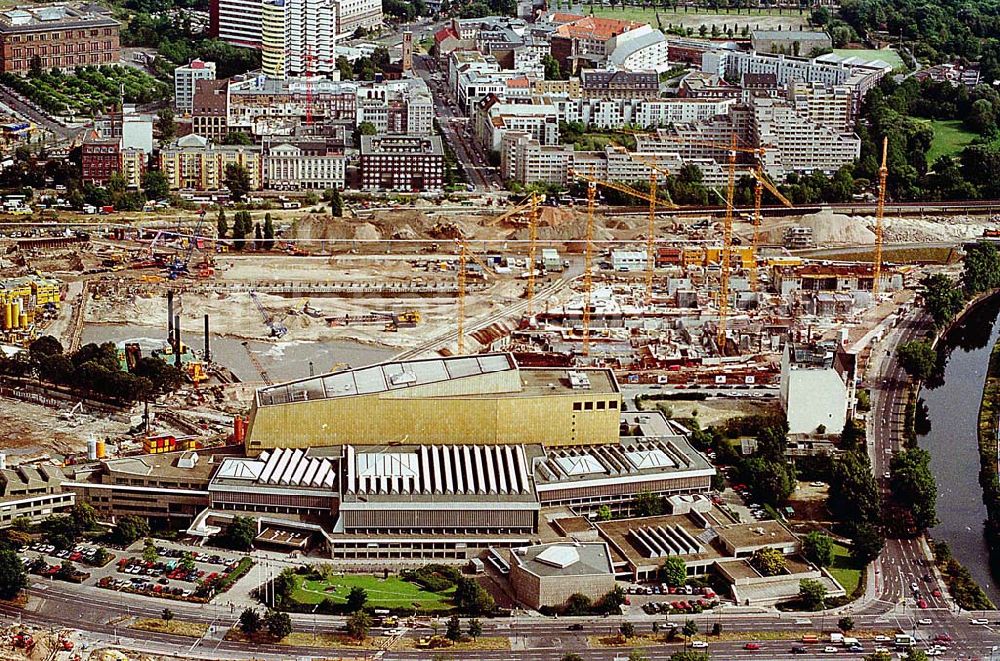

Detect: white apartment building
[356, 79, 434, 135]
[752, 98, 860, 178]
[213, 0, 377, 51]
[478, 102, 560, 152]
[174, 59, 216, 115]
[264, 141, 346, 190]
[550, 96, 734, 130]
[448, 51, 500, 98]
[611, 250, 647, 272]
[500, 132, 574, 186]
[457, 70, 534, 113]
[607, 25, 671, 73]
[260, 0, 336, 78]
[787, 81, 854, 134]
[214, 0, 263, 47]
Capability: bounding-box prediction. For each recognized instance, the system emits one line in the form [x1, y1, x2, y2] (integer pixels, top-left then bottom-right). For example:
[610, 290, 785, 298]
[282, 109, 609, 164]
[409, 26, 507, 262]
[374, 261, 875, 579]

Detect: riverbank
[977, 329, 1000, 591]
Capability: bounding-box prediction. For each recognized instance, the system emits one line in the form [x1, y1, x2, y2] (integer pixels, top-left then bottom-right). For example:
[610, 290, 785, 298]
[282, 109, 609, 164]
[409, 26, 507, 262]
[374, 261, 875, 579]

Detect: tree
[253, 222, 262, 250]
[346, 610, 372, 640]
[799, 578, 827, 610]
[838, 616, 855, 632]
[659, 556, 687, 587]
[828, 450, 882, 529]
[865, 651, 893, 661]
[742, 456, 796, 506]
[542, 54, 563, 80]
[222, 516, 256, 551]
[919, 273, 964, 328]
[224, 164, 252, 203]
[71, 502, 98, 532]
[890, 447, 938, 533]
[751, 547, 787, 576]
[851, 522, 886, 564]
[358, 121, 378, 136]
[897, 341, 937, 381]
[330, 187, 343, 218]
[903, 650, 929, 661]
[619, 622, 635, 639]
[222, 131, 252, 146]
[141, 171, 170, 200]
[564, 592, 592, 615]
[346, 585, 367, 612]
[142, 540, 158, 563]
[216, 207, 228, 239]
[156, 108, 176, 143]
[454, 577, 495, 614]
[162, 608, 174, 621]
[446, 614, 462, 641]
[0, 549, 27, 600]
[239, 607, 262, 635]
[596, 505, 612, 521]
[802, 531, 834, 567]
[468, 618, 482, 640]
[112, 515, 149, 546]
[562, 655, 584, 661]
[263, 213, 275, 249]
[29, 335, 63, 358]
[231, 210, 252, 251]
[670, 652, 710, 661]
[682, 619, 698, 644]
[597, 585, 626, 613]
[266, 610, 292, 639]
[634, 490, 663, 517]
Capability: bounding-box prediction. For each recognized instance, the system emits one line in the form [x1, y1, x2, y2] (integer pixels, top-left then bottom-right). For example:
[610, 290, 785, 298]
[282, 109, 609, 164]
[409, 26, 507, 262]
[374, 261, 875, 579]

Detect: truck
[894, 634, 916, 649]
[829, 633, 843, 645]
[841, 637, 859, 647]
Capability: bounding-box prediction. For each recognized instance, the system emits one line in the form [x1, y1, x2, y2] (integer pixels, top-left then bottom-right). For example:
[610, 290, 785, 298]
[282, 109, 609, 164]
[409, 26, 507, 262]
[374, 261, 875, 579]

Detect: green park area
[0, 65, 169, 117]
[579, 4, 804, 28]
[926, 119, 978, 162]
[827, 542, 863, 596]
[290, 573, 455, 611]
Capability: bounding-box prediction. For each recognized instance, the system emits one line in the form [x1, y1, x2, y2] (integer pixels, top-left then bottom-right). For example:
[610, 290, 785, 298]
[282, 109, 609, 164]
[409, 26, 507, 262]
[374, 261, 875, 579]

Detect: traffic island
[129, 618, 209, 638]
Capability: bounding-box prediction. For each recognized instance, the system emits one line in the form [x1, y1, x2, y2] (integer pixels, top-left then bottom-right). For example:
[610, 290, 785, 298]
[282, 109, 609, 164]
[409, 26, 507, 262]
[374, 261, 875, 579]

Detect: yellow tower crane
[455, 240, 494, 355]
[486, 195, 543, 314]
[746, 165, 793, 292]
[583, 181, 596, 357]
[873, 136, 889, 295]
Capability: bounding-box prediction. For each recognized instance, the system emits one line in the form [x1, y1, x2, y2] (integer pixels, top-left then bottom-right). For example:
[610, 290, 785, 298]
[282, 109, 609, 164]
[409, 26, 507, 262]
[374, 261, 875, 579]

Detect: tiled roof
[555, 15, 645, 42]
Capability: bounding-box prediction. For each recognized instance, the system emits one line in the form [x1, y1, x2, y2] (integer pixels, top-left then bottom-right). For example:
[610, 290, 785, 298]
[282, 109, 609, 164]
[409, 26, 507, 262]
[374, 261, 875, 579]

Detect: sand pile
[353, 223, 381, 241]
[760, 208, 875, 246]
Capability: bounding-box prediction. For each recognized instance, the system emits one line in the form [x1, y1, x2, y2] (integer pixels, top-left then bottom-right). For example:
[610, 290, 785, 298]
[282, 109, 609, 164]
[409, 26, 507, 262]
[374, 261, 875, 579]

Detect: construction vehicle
[166, 209, 209, 279]
[250, 290, 288, 338]
[384, 310, 420, 332]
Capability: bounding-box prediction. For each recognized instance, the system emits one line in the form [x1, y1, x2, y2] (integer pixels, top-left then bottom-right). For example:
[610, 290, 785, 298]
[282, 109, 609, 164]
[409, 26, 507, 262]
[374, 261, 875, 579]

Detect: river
[919, 293, 1000, 604]
[80, 324, 395, 384]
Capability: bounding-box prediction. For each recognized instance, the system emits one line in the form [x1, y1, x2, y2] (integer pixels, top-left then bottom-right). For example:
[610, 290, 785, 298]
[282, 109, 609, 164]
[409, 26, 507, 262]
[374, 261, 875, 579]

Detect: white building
[607, 25, 671, 73]
[611, 249, 647, 272]
[333, 0, 382, 33]
[550, 96, 734, 129]
[779, 343, 855, 436]
[260, 0, 337, 78]
[214, 0, 264, 47]
[478, 101, 560, 153]
[500, 131, 573, 186]
[174, 59, 216, 115]
[787, 81, 854, 134]
[264, 140, 346, 190]
[356, 78, 434, 135]
[751, 98, 860, 178]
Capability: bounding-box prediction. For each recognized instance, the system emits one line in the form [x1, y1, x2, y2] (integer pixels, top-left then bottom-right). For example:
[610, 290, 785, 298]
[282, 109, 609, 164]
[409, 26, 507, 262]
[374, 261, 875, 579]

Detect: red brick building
[81, 130, 120, 186]
[0, 3, 120, 75]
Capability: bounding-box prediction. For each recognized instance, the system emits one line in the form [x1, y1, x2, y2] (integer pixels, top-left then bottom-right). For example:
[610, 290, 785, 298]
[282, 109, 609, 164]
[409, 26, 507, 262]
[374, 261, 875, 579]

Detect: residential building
[477, 99, 559, 153]
[914, 62, 981, 89]
[531, 77, 580, 97]
[332, 0, 382, 33]
[174, 59, 216, 114]
[787, 81, 853, 133]
[191, 78, 229, 142]
[0, 3, 119, 74]
[210, 0, 263, 47]
[448, 50, 500, 97]
[356, 78, 434, 135]
[263, 137, 346, 190]
[260, 0, 336, 78]
[580, 69, 659, 100]
[751, 97, 860, 178]
[779, 341, 855, 436]
[607, 25, 670, 73]
[119, 147, 145, 189]
[226, 75, 357, 136]
[500, 131, 573, 186]
[611, 249, 646, 272]
[159, 134, 263, 191]
[245, 353, 622, 453]
[551, 96, 734, 130]
[549, 15, 645, 74]
[678, 71, 741, 100]
[750, 29, 831, 56]
[508, 543, 616, 610]
[81, 132, 120, 186]
[359, 134, 445, 193]
[0, 463, 72, 527]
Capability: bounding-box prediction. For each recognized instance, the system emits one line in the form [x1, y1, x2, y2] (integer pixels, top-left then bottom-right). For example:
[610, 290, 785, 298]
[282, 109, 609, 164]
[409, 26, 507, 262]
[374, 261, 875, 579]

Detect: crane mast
[873, 136, 888, 295]
[582, 181, 596, 357]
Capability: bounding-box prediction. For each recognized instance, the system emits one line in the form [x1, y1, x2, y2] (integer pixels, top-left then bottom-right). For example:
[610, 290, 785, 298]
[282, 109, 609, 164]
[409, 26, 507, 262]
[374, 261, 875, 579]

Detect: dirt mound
[428, 221, 468, 240]
[538, 207, 575, 227]
[353, 223, 381, 241]
[759, 208, 875, 246]
[390, 224, 419, 240]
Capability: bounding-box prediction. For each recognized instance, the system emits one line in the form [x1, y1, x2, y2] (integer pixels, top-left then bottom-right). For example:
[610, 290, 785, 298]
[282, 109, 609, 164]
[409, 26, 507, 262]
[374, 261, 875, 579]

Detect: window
[596, 401, 605, 410]
[584, 401, 593, 411]
[572, 402, 581, 411]
[609, 400, 618, 409]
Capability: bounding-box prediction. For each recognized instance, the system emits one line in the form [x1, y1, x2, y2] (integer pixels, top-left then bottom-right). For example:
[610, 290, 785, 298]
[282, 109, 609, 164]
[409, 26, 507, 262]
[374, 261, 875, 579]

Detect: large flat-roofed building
[0, 464, 72, 527]
[245, 353, 621, 453]
[508, 542, 616, 609]
[360, 134, 445, 192]
[779, 341, 856, 436]
[0, 3, 119, 74]
[209, 447, 338, 517]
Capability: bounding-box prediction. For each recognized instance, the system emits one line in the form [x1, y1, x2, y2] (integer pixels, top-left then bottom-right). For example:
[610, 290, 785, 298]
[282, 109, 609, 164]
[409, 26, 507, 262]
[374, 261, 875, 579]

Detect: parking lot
[22, 540, 253, 604]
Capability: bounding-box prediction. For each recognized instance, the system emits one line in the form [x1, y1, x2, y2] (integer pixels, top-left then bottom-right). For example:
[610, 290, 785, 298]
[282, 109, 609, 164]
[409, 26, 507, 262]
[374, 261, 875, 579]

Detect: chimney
[174, 314, 182, 368]
[167, 290, 174, 340]
[204, 314, 211, 363]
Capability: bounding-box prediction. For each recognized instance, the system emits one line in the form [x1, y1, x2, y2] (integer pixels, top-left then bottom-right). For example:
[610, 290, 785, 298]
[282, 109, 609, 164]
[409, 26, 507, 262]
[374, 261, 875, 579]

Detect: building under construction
[0, 275, 61, 345]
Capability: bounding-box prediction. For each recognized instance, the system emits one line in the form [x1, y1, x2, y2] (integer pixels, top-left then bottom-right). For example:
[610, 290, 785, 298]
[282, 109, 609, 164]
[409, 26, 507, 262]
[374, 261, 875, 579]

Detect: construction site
[0, 133, 991, 468]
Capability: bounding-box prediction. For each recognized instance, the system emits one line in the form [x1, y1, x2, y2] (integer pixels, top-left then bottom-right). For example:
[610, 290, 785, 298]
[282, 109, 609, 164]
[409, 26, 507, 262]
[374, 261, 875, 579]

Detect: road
[0, 85, 77, 142]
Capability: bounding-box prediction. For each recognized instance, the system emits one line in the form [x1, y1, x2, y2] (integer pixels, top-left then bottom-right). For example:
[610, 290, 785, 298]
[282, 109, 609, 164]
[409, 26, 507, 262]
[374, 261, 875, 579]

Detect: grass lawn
[827, 542, 863, 596]
[927, 119, 977, 162]
[578, 4, 808, 28]
[290, 574, 454, 611]
[832, 48, 904, 70]
[130, 618, 208, 638]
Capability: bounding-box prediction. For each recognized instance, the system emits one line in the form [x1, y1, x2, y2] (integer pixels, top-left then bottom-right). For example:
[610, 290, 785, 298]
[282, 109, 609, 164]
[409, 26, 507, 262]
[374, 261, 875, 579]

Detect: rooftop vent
[567, 371, 591, 389]
[389, 371, 417, 386]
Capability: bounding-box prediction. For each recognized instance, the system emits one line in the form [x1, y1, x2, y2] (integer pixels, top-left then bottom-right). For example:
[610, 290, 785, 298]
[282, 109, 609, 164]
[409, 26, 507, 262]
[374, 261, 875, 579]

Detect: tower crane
[583, 180, 596, 357]
[455, 240, 494, 355]
[746, 166, 793, 292]
[873, 136, 888, 295]
[569, 169, 677, 309]
[486, 195, 542, 313]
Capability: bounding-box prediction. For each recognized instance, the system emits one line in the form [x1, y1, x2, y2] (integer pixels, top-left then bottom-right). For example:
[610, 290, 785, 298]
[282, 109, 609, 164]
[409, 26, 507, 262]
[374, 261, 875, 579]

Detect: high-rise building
[259, 0, 335, 78]
[174, 59, 216, 114]
[211, 0, 263, 47]
[211, 0, 378, 49]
